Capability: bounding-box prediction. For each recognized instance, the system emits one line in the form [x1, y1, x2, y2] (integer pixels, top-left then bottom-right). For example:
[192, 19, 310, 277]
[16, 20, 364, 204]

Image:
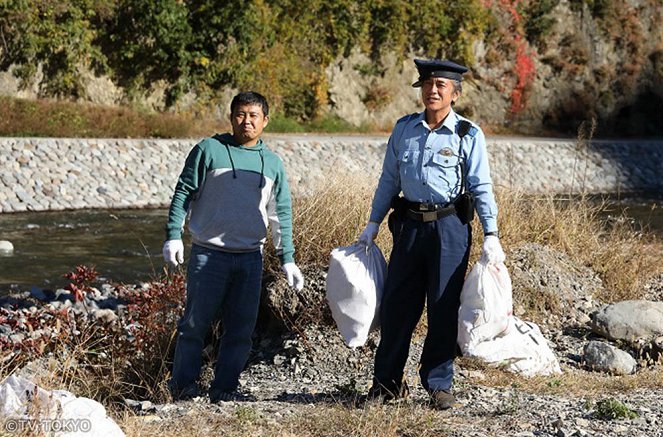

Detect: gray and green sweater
[165, 133, 295, 264]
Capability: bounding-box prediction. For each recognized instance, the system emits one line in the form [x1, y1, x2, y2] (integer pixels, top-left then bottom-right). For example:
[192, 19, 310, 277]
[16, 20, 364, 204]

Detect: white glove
[481, 235, 505, 264]
[358, 222, 379, 247]
[282, 263, 304, 291]
[163, 239, 184, 267]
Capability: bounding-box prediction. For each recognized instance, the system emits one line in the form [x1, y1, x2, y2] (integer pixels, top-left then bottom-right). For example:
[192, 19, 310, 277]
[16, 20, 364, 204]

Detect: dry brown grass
[456, 357, 663, 397]
[0, 96, 225, 139]
[268, 173, 661, 310]
[263, 173, 391, 276]
[495, 189, 662, 302]
[116, 402, 456, 437]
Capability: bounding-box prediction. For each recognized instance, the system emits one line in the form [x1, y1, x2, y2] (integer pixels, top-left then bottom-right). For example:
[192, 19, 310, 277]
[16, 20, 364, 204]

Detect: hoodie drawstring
[224, 144, 237, 179]
[225, 141, 264, 187]
[258, 148, 265, 188]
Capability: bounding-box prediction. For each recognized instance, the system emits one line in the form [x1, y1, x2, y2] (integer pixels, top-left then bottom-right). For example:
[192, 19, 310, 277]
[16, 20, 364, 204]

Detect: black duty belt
[405, 202, 456, 222]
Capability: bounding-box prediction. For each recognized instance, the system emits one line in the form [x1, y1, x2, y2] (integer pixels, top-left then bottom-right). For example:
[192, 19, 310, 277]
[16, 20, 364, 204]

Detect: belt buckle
[422, 211, 437, 222]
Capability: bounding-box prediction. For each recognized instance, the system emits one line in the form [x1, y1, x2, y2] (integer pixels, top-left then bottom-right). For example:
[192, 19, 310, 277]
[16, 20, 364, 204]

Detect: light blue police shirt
[369, 108, 498, 234]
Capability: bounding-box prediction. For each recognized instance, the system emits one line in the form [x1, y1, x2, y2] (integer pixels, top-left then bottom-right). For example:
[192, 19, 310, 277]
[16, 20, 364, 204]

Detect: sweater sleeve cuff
[165, 228, 183, 241]
[279, 252, 295, 265]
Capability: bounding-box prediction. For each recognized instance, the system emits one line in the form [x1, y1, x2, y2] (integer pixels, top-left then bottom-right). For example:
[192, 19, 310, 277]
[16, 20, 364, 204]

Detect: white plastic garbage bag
[326, 242, 387, 348]
[458, 260, 513, 354]
[458, 260, 561, 376]
[0, 374, 125, 436]
[470, 316, 562, 376]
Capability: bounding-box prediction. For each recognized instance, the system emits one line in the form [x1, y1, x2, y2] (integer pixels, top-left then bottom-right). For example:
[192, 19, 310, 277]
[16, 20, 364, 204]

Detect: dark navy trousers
[374, 212, 471, 393]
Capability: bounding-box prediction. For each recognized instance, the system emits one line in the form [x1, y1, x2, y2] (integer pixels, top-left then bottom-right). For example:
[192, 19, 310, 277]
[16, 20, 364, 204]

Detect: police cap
[412, 59, 468, 87]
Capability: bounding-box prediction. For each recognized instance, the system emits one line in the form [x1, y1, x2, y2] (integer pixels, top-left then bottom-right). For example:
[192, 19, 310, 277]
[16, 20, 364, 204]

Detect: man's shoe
[209, 391, 237, 403]
[169, 383, 199, 402]
[363, 381, 409, 404]
[429, 390, 457, 410]
[209, 390, 254, 403]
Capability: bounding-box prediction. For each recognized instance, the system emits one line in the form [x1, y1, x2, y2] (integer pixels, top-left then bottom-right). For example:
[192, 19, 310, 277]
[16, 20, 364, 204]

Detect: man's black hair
[230, 92, 269, 117]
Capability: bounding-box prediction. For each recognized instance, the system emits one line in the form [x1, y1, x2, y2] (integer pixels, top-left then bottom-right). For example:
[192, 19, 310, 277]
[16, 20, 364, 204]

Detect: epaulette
[457, 120, 478, 138]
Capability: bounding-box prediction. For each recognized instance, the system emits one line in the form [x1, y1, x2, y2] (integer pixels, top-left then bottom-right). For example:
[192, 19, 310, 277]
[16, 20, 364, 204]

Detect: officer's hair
[450, 80, 462, 106]
[452, 80, 462, 94]
[231, 92, 270, 117]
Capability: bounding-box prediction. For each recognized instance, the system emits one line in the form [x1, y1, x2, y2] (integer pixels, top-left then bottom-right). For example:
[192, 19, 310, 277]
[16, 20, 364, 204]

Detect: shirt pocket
[431, 151, 460, 168]
[431, 152, 461, 187]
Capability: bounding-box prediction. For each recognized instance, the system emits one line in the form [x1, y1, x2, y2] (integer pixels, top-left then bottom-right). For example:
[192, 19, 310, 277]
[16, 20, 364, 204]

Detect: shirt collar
[416, 108, 458, 133]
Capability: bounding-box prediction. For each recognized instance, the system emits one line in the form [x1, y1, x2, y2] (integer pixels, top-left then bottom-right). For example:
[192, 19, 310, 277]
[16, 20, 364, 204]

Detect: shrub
[594, 397, 639, 420]
[0, 0, 491, 122]
[522, 0, 560, 49]
[0, 96, 212, 138]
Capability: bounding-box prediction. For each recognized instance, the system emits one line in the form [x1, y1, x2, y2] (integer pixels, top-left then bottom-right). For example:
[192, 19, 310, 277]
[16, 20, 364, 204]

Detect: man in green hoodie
[162, 91, 304, 403]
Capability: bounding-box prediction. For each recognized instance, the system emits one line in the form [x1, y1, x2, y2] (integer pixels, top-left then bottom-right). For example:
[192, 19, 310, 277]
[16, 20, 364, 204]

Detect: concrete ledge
[1, 136, 662, 213]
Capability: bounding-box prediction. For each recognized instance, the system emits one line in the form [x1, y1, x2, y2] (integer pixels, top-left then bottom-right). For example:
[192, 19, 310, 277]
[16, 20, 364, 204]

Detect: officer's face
[421, 78, 459, 113]
[230, 103, 269, 147]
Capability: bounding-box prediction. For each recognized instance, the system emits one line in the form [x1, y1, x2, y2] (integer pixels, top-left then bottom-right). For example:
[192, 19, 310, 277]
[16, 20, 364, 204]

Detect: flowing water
[0, 197, 661, 295]
[0, 208, 179, 293]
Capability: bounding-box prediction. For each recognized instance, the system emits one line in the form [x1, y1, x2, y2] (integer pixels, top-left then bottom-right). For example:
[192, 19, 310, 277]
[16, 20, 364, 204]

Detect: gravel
[123, 243, 663, 436]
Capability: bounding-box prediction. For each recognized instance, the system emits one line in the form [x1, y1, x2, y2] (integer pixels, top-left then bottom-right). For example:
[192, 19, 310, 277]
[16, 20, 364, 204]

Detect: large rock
[583, 340, 637, 375]
[590, 300, 663, 341]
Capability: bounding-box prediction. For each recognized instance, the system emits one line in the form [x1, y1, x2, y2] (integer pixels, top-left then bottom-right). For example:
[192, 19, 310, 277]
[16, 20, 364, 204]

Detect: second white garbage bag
[326, 242, 387, 348]
[458, 259, 561, 376]
[470, 316, 562, 376]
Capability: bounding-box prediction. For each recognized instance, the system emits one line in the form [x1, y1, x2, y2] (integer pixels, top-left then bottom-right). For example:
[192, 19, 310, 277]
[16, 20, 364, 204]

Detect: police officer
[358, 59, 505, 409]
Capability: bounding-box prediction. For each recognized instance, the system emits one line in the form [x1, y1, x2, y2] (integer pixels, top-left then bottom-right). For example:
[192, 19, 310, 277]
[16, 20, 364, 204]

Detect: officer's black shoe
[429, 389, 458, 410]
[362, 381, 409, 404]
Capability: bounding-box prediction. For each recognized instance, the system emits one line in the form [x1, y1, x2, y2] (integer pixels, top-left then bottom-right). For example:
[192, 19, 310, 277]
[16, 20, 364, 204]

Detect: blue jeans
[169, 244, 263, 394]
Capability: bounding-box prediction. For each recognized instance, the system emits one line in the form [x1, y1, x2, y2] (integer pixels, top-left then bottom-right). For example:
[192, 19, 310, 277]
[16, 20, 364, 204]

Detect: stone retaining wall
[1, 136, 662, 213]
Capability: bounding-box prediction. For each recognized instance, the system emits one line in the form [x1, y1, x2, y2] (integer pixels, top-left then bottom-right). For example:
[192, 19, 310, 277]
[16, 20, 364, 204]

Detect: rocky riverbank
[1, 242, 662, 436]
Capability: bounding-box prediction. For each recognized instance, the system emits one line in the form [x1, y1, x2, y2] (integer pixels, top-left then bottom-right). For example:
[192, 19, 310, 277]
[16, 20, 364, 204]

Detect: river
[0, 197, 661, 294]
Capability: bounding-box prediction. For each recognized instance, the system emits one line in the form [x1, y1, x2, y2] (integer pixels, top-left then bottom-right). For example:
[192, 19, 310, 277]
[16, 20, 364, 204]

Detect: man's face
[421, 77, 459, 113]
[230, 103, 269, 146]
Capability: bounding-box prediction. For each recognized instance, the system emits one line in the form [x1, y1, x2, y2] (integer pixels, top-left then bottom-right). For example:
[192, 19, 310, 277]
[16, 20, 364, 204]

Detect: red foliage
[484, 0, 536, 114]
[510, 35, 536, 114]
[0, 306, 73, 368]
[116, 272, 186, 353]
[499, 0, 522, 25]
[63, 265, 98, 302]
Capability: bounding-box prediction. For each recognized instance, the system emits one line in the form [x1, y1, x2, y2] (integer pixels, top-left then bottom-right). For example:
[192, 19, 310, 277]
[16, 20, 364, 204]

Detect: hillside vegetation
[0, 0, 661, 137]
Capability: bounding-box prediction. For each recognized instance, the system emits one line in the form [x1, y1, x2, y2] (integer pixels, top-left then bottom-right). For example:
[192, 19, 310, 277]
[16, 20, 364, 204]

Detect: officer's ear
[451, 89, 461, 105]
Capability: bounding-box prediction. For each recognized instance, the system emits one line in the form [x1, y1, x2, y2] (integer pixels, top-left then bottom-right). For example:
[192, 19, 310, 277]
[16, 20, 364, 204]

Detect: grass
[115, 402, 457, 437]
[593, 397, 639, 420]
[0, 96, 220, 139]
[264, 174, 661, 307]
[1, 174, 661, 436]
[495, 189, 661, 303]
[0, 96, 385, 138]
[266, 113, 376, 134]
